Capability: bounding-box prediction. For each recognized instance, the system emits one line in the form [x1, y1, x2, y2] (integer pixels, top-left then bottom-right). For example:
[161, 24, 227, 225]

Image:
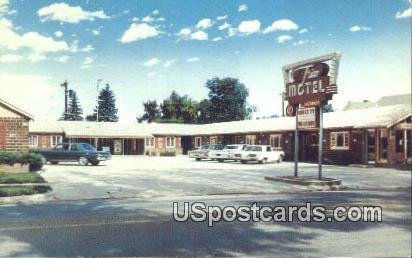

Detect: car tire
[259, 158, 267, 164]
[241, 160, 247, 164]
[50, 161, 59, 165]
[195, 158, 201, 161]
[91, 160, 100, 166]
[78, 157, 89, 166]
[278, 155, 283, 163]
[217, 159, 224, 163]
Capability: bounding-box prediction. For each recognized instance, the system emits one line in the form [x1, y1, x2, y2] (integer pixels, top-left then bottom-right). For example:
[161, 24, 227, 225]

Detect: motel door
[113, 139, 123, 155]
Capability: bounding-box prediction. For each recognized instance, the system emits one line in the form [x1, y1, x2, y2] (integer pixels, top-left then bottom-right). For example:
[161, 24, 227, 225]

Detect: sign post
[318, 104, 323, 179]
[282, 52, 341, 179]
[294, 114, 298, 177]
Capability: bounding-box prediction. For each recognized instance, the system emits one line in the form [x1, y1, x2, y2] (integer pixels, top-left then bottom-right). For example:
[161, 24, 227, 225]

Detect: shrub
[159, 151, 176, 157]
[145, 151, 157, 156]
[0, 151, 44, 171]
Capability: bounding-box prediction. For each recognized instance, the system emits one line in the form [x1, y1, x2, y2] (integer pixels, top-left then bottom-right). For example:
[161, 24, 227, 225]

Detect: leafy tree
[59, 90, 83, 121]
[137, 100, 161, 123]
[90, 84, 119, 122]
[206, 77, 254, 123]
[159, 91, 198, 123]
[196, 99, 212, 124]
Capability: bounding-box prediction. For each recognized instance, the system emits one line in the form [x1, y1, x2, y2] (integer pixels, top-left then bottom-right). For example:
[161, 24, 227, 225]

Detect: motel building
[25, 97, 411, 169]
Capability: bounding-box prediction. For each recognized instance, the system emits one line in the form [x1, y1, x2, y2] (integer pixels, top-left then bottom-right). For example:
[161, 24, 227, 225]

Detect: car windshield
[245, 146, 262, 151]
[199, 145, 210, 150]
[224, 145, 239, 149]
[212, 145, 223, 150]
[80, 143, 96, 151]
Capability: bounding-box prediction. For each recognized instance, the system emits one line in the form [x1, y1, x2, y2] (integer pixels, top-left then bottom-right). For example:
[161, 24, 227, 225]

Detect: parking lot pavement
[22, 155, 409, 202]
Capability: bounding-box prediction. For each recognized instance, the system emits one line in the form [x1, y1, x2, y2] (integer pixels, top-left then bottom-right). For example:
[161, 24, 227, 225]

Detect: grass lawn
[0, 172, 46, 184]
[0, 172, 50, 197]
[0, 185, 51, 197]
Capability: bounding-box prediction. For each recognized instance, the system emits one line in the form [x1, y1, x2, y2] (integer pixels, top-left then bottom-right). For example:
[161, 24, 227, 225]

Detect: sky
[0, 0, 411, 122]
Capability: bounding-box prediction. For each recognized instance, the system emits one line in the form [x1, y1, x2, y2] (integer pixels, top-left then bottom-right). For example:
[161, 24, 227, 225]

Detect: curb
[265, 176, 342, 186]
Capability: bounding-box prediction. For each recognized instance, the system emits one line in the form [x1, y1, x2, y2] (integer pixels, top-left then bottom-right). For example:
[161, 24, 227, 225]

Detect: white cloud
[0, 19, 70, 53]
[143, 57, 160, 67]
[238, 4, 248, 12]
[263, 19, 299, 34]
[152, 9, 160, 16]
[91, 27, 102, 36]
[0, 73, 62, 120]
[395, 7, 412, 19]
[227, 27, 237, 37]
[55, 55, 70, 63]
[37, 3, 109, 23]
[80, 56, 94, 69]
[177, 27, 191, 36]
[216, 15, 228, 21]
[147, 72, 156, 77]
[0, 0, 9, 15]
[27, 53, 46, 63]
[131, 17, 139, 22]
[212, 37, 223, 42]
[68, 40, 94, 52]
[293, 40, 309, 46]
[238, 20, 260, 35]
[218, 22, 231, 30]
[0, 54, 23, 63]
[277, 34, 292, 43]
[142, 15, 154, 23]
[298, 28, 308, 34]
[196, 18, 213, 29]
[349, 25, 371, 32]
[187, 57, 199, 62]
[54, 30, 63, 38]
[163, 58, 177, 67]
[190, 30, 208, 40]
[120, 23, 161, 43]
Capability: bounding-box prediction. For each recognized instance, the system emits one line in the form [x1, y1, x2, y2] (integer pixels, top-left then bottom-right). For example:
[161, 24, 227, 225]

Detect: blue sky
[0, 0, 411, 121]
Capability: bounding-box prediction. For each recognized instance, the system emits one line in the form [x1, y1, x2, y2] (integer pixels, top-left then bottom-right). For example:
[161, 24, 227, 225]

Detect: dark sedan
[33, 143, 111, 166]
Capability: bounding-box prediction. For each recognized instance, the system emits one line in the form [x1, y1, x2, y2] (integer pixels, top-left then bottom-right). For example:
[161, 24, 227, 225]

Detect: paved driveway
[29, 156, 411, 202]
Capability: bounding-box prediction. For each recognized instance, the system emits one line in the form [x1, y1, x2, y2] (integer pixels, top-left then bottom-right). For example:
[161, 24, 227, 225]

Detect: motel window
[269, 134, 281, 149]
[330, 132, 349, 150]
[195, 137, 201, 148]
[51, 135, 62, 147]
[29, 135, 38, 148]
[246, 135, 256, 145]
[145, 137, 155, 148]
[166, 137, 175, 148]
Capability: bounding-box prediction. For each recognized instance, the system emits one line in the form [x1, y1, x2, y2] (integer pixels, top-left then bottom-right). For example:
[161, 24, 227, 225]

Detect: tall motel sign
[282, 52, 342, 179]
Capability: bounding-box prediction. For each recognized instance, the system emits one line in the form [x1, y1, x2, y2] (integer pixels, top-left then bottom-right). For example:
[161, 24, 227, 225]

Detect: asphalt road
[1, 188, 410, 257]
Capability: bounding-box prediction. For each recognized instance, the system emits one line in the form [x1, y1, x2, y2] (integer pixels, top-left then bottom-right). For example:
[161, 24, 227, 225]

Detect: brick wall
[0, 118, 30, 152]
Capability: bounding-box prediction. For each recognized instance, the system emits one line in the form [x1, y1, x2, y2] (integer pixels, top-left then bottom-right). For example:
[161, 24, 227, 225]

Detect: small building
[0, 98, 33, 152]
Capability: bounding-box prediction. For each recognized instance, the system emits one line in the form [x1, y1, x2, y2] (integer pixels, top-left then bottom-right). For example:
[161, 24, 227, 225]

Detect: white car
[188, 144, 224, 161]
[208, 144, 248, 162]
[241, 145, 285, 164]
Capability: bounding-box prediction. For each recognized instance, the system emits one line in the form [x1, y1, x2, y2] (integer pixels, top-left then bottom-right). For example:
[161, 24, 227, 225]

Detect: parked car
[240, 145, 285, 164]
[33, 142, 111, 166]
[188, 144, 224, 161]
[209, 144, 248, 162]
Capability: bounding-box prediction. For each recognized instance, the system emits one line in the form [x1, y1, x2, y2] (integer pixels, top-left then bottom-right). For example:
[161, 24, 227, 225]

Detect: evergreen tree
[66, 91, 83, 121]
[59, 90, 83, 121]
[92, 84, 119, 122]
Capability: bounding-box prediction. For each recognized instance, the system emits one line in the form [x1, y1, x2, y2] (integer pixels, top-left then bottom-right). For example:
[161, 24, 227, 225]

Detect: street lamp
[96, 79, 102, 122]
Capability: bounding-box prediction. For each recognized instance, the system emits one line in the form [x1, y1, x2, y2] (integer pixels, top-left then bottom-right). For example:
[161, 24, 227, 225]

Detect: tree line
[137, 77, 256, 124]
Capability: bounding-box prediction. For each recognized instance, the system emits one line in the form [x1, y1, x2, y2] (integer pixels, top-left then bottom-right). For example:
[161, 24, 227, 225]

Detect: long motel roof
[29, 104, 411, 138]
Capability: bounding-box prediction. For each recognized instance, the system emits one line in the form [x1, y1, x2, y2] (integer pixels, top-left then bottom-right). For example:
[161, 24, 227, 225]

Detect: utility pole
[96, 79, 102, 122]
[60, 80, 68, 120]
[279, 92, 285, 116]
